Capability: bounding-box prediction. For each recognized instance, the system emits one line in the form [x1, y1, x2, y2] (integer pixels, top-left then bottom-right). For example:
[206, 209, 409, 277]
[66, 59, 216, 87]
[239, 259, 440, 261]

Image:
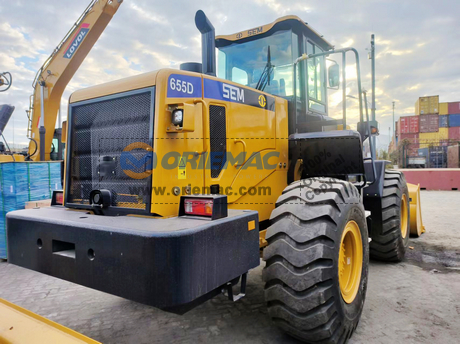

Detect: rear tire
[263, 178, 369, 344]
[369, 170, 410, 262]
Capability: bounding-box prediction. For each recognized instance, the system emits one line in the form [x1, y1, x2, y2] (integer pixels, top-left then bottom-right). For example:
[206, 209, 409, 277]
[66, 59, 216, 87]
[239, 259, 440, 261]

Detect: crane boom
[27, 0, 122, 161]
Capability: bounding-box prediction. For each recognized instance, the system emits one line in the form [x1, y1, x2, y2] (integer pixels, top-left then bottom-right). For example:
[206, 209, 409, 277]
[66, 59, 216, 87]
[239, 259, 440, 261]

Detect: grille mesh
[67, 90, 152, 210]
[209, 105, 226, 178]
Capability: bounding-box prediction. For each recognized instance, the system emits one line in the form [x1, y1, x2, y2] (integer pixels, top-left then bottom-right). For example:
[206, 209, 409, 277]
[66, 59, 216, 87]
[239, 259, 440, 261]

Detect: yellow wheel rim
[339, 220, 363, 304]
[400, 194, 408, 239]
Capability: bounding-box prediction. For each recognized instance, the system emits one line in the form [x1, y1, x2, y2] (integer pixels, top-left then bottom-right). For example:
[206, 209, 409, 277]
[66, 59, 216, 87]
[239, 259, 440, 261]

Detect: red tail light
[51, 190, 64, 206]
[184, 198, 213, 217]
[179, 195, 228, 220]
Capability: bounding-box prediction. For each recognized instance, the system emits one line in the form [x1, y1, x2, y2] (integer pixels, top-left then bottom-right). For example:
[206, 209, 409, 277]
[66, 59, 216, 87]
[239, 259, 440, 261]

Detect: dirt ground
[1, 191, 459, 343]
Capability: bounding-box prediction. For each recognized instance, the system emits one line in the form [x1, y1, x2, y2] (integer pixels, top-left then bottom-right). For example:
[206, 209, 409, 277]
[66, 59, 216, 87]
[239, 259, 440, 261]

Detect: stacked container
[448, 144, 460, 168]
[439, 115, 449, 127]
[415, 96, 439, 115]
[419, 114, 439, 133]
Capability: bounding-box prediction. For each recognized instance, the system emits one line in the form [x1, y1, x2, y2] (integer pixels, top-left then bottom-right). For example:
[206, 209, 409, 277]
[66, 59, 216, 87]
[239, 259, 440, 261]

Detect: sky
[1, 0, 460, 151]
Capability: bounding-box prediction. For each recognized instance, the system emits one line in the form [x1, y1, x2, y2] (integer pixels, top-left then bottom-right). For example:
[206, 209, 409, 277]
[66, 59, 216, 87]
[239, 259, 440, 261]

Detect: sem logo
[258, 95, 266, 107]
[223, 84, 244, 102]
[120, 142, 154, 179]
[63, 23, 90, 59]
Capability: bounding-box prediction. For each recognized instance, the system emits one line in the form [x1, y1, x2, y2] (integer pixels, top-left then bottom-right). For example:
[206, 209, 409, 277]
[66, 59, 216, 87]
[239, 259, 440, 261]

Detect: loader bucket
[407, 183, 425, 237]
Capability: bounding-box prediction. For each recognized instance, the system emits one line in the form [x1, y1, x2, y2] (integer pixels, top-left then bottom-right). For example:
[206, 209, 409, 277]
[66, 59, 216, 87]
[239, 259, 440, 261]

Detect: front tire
[263, 178, 369, 344]
[369, 170, 410, 262]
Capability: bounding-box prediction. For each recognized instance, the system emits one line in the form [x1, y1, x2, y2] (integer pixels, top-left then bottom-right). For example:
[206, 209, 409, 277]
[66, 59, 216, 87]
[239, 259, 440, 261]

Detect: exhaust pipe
[195, 10, 216, 76]
[39, 81, 46, 161]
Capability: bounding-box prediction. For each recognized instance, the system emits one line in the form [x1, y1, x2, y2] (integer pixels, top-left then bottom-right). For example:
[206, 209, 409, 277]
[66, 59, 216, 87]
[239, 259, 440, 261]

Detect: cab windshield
[217, 30, 296, 97]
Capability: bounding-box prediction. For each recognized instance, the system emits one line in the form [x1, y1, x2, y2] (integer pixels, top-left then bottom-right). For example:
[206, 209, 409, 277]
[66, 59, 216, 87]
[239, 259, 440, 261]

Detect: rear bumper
[7, 207, 259, 312]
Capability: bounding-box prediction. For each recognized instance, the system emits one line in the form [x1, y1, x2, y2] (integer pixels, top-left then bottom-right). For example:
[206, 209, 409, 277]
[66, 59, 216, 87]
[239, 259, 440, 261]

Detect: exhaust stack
[195, 10, 216, 76]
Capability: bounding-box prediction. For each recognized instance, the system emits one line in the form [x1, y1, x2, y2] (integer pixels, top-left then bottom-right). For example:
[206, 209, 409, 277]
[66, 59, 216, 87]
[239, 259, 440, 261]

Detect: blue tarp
[0, 162, 62, 259]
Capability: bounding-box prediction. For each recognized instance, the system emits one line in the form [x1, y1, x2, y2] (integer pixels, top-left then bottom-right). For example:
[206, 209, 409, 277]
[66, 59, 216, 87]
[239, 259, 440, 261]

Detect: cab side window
[305, 41, 326, 113]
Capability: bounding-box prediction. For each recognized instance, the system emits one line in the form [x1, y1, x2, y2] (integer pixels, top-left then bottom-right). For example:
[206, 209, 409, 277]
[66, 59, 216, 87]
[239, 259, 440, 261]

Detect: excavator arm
[27, 0, 122, 161]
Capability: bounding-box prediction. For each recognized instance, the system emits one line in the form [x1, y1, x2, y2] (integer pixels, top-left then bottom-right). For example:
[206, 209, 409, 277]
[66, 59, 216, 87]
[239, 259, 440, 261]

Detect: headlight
[172, 109, 183, 126]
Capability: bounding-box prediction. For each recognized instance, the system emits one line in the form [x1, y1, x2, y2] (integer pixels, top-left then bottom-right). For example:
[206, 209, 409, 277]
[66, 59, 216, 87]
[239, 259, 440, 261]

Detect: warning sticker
[178, 157, 186, 179]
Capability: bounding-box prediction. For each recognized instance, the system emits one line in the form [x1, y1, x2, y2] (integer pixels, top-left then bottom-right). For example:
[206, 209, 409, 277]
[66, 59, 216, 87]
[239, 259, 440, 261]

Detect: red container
[448, 101, 460, 114]
[419, 114, 439, 133]
[399, 115, 419, 134]
[449, 127, 460, 140]
[399, 133, 419, 144]
[406, 144, 420, 156]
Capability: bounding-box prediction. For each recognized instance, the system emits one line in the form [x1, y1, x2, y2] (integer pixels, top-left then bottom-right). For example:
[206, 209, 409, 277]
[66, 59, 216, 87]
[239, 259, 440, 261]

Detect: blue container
[439, 115, 449, 127]
[418, 148, 429, 157]
[449, 114, 460, 127]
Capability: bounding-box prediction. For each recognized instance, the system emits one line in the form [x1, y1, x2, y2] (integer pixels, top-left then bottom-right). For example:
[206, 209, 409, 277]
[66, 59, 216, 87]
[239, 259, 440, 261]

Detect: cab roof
[216, 15, 334, 51]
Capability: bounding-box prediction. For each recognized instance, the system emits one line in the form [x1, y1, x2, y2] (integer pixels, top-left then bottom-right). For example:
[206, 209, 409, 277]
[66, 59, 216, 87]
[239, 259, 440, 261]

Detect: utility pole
[392, 101, 395, 142]
[388, 126, 391, 152]
[370, 34, 376, 156]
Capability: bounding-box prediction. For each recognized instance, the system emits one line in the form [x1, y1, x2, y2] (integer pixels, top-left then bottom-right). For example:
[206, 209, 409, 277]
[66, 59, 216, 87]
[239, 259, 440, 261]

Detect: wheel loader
[6, 10, 424, 343]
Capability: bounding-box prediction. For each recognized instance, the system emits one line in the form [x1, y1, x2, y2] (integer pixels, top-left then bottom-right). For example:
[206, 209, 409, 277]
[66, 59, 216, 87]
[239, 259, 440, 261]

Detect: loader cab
[215, 16, 335, 134]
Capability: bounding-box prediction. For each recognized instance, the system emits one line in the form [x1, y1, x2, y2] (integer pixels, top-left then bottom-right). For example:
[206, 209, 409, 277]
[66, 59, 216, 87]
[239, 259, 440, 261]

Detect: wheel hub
[339, 220, 363, 304]
[400, 194, 408, 238]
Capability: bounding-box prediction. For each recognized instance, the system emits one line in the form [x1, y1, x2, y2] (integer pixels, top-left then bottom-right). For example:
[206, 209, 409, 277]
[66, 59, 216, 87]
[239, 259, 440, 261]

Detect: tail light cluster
[179, 195, 227, 220]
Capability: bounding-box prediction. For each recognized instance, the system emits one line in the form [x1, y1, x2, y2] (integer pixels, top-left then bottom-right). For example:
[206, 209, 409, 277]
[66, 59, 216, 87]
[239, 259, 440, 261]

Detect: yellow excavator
[1, 0, 123, 163]
[25, 0, 123, 162]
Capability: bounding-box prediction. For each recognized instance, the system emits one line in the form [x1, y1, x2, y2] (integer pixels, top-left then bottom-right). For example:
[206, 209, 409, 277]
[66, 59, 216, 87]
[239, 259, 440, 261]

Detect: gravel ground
[1, 191, 459, 343]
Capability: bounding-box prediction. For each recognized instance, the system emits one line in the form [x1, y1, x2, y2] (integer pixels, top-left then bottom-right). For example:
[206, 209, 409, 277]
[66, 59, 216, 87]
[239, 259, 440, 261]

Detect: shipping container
[448, 145, 460, 168]
[419, 114, 439, 133]
[439, 102, 449, 115]
[449, 127, 460, 140]
[448, 102, 460, 115]
[419, 131, 447, 148]
[429, 146, 447, 168]
[399, 115, 419, 134]
[449, 114, 460, 127]
[415, 95, 439, 115]
[399, 132, 419, 144]
[406, 144, 419, 156]
[439, 115, 449, 127]
[418, 147, 429, 157]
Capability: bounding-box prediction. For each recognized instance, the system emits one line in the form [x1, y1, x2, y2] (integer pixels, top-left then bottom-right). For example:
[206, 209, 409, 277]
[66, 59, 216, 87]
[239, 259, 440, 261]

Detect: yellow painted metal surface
[70, 71, 159, 103]
[439, 102, 449, 115]
[216, 15, 333, 49]
[28, 0, 122, 161]
[415, 95, 439, 115]
[146, 69, 288, 222]
[339, 220, 363, 304]
[0, 154, 25, 162]
[400, 194, 409, 239]
[419, 129, 448, 148]
[67, 63, 290, 243]
[0, 298, 100, 344]
[407, 183, 425, 237]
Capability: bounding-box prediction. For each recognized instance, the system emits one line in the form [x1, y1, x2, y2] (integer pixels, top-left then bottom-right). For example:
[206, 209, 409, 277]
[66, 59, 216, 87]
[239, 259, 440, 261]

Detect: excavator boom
[27, 0, 122, 161]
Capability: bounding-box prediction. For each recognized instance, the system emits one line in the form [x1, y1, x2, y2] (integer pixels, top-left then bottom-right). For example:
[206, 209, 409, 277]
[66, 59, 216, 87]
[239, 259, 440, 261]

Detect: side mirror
[328, 63, 340, 88]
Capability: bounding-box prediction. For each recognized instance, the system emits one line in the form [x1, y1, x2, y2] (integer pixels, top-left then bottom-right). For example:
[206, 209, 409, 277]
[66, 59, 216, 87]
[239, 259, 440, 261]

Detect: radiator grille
[67, 89, 153, 211]
[209, 105, 226, 178]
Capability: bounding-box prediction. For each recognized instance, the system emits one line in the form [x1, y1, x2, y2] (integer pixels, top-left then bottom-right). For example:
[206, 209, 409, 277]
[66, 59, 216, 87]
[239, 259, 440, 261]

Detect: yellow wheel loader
[7, 10, 424, 343]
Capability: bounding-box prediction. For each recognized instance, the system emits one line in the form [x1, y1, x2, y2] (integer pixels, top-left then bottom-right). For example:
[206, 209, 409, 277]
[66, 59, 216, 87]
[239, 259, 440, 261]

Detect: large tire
[262, 178, 369, 344]
[369, 170, 410, 262]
